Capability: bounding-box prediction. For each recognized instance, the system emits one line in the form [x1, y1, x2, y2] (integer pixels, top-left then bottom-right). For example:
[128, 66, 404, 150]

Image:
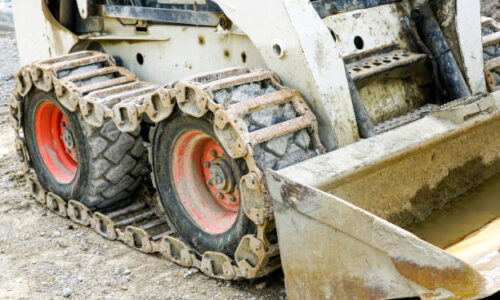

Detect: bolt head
[411, 9, 422, 21]
[217, 193, 224, 199]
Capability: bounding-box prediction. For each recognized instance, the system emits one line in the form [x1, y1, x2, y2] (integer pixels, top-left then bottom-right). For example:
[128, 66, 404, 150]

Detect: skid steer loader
[8, 0, 500, 299]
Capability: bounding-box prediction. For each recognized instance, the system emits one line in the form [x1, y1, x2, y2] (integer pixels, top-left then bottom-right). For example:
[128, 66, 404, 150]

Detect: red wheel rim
[172, 130, 239, 234]
[35, 101, 78, 183]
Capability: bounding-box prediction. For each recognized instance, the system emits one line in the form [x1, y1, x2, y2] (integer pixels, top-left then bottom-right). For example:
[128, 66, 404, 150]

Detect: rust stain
[198, 36, 205, 46]
[391, 259, 484, 298]
[275, 176, 324, 215]
[484, 57, 500, 92]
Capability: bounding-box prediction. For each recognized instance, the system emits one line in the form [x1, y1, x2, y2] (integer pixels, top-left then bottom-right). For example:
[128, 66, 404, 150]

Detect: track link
[482, 16, 500, 92]
[9, 51, 324, 280]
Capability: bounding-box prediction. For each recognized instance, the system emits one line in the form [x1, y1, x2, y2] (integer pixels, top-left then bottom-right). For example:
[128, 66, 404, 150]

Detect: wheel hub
[61, 123, 76, 152]
[208, 158, 235, 194]
[171, 129, 240, 234]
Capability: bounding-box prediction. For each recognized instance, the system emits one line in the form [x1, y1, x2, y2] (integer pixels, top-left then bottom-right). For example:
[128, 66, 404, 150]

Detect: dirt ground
[0, 2, 498, 300]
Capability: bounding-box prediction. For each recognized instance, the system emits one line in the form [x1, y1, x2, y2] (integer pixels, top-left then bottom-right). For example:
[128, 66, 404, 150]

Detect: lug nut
[217, 193, 224, 199]
[203, 162, 211, 168]
[210, 150, 218, 158]
[228, 196, 235, 202]
[212, 176, 221, 185]
[206, 180, 212, 186]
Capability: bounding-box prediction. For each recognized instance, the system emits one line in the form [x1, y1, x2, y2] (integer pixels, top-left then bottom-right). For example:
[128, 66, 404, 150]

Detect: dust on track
[0, 32, 284, 300]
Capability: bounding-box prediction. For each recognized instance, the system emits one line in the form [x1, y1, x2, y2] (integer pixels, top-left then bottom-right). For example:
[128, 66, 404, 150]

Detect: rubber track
[8, 51, 324, 280]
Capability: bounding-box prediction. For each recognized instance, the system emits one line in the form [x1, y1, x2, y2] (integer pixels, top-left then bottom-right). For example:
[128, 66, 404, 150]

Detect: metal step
[374, 104, 437, 134]
[347, 49, 427, 82]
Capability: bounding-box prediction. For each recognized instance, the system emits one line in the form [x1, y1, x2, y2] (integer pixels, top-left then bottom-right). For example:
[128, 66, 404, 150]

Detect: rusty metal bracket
[27, 175, 46, 205]
[240, 173, 266, 225]
[14, 68, 33, 97]
[159, 236, 193, 267]
[482, 17, 500, 92]
[92, 212, 118, 240]
[9, 94, 22, 130]
[124, 226, 154, 253]
[201, 252, 238, 280]
[67, 200, 92, 226]
[484, 57, 500, 92]
[234, 235, 269, 279]
[481, 16, 500, 47]
[45, 192, 68, 217]
[143, 87, 175, 123]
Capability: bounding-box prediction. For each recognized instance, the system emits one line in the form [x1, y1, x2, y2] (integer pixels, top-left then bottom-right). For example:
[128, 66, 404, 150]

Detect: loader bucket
[265, 91, 500, 299]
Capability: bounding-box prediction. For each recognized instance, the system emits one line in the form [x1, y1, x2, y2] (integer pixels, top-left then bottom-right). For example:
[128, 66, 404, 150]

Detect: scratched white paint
[13, 0, 54, 64]
[76, 0, 89, 19]
[323, 3, 411, 57]
[456, 0, 487, 94]
[13, 0, 79, 64]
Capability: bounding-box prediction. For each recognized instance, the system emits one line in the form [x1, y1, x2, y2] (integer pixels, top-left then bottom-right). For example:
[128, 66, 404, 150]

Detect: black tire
[151, 112, 255, 257]
[23, 90, 145, 209]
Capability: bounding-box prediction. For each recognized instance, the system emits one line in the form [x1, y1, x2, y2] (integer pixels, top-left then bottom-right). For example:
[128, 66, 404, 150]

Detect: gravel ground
[0, 31, 16, 105]
[0, 2, 498, 300]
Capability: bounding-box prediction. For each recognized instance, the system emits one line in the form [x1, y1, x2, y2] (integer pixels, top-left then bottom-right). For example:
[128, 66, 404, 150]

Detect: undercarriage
[7, 0, 500, 298]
